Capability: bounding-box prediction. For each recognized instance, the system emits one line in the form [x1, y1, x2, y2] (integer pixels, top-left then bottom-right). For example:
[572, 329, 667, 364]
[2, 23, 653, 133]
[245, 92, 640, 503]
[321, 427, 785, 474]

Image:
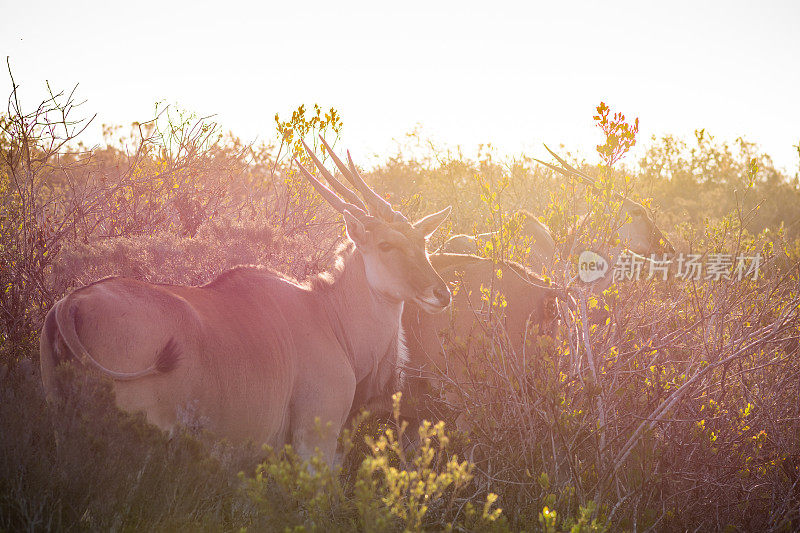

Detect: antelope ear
[413, 206, 451, 238]
[343, 209, 367, 246]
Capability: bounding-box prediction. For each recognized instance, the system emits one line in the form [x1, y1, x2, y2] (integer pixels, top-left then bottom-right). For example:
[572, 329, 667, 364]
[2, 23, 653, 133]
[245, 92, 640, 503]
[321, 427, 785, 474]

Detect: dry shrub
[0, 360, 261, 531]
[397, 136, 800, 529]
[4, 74, 800, 531]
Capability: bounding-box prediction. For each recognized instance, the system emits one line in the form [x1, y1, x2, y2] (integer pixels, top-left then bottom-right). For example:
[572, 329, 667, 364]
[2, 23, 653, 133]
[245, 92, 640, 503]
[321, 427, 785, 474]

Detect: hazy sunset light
[4, 1, 800, 530]
[3, 0, 798, 170]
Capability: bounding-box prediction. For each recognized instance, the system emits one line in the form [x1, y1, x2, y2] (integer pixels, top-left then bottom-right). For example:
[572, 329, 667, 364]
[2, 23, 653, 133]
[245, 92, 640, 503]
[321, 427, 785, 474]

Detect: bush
[244, 395, 507, 532]
[3, 74, 800, 530]
[0, 358, 261, 531]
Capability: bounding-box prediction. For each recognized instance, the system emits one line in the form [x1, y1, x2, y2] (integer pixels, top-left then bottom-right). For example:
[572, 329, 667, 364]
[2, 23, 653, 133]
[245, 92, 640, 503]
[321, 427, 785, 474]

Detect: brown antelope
[392, 253, 561, 427]
[40, 138, 451, 464]
[536, 146, 673, 333]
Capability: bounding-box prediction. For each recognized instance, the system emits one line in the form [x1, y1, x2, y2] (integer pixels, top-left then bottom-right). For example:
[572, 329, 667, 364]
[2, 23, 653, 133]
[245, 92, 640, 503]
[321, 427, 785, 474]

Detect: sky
[2, 0, 799, 173]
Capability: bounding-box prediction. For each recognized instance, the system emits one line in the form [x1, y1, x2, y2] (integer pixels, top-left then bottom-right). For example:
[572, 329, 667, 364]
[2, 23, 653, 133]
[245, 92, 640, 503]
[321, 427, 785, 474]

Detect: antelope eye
[378, 242, 394, 252]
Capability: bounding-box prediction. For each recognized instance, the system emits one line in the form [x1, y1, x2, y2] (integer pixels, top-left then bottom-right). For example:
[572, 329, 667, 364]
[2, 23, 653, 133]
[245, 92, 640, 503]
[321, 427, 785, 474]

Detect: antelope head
[535, 144, 674, 256]
[296, 138, 452, 312]
[618, 198, 675, 256]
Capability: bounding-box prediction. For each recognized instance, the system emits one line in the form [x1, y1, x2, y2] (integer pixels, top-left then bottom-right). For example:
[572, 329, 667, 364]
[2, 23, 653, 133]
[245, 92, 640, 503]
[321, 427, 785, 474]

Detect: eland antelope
[40, 138, 451, 464]
[536, 146, 673, 329]
[395, 253, 561, 425]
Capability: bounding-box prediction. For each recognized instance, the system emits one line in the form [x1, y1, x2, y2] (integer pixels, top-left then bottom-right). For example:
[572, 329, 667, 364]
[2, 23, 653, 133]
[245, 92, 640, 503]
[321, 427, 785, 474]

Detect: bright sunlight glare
[1, 0, 798, 171]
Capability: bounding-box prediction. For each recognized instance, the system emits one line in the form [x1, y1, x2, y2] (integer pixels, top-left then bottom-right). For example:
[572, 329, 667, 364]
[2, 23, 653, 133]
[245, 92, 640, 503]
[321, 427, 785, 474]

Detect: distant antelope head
[617, 197, 674, 255]
[535, 144, 674, 256]
[296, 137, 452, 312]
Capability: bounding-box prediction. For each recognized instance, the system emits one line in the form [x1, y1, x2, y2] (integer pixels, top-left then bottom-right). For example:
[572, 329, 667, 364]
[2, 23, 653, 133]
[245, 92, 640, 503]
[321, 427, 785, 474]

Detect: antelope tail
[53, 297, 169, 381]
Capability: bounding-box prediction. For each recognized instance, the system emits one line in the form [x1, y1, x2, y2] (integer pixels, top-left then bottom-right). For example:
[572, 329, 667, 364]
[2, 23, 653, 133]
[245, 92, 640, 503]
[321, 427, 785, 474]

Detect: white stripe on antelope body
[39, 137, 452, 465]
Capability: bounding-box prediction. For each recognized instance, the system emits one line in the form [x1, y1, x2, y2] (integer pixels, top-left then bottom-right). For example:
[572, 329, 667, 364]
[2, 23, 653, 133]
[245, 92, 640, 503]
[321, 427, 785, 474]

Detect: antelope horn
[317, 136, 364, 199]
[321, 142, 404, 223]
[535, 144, 627, 202]
[317, 135, 391, 219]
[294, 158, 366, 216]
[543, 144, 597, 188]
[314, 135, 405, 223]
[302, 140, 368, 212]
[532, 157, 584, 183]
[533, 154, 600, 193]
[317, 136, 403, 222]
[347, 150, 407, 223]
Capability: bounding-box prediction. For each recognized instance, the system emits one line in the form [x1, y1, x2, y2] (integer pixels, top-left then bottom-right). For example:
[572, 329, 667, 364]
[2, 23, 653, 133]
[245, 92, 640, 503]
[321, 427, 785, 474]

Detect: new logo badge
[578, 250, 609, 283]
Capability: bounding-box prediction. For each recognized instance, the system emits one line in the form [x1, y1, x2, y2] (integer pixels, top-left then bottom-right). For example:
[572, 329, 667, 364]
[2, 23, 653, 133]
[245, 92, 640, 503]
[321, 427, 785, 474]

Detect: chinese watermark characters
[607, 252, 761, 282]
